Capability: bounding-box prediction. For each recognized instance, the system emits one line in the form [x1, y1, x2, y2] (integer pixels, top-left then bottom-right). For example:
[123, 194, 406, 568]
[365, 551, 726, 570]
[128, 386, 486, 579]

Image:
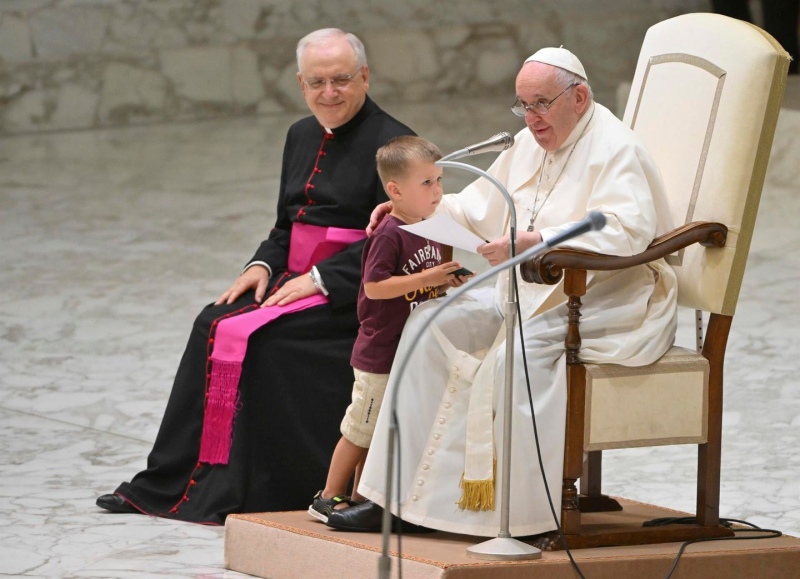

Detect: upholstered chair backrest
[622, 13, 789, 316]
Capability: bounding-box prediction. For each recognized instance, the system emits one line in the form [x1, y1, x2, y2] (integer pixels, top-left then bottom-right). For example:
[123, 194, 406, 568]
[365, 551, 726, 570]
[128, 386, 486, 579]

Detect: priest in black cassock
[96, 28, 415, 524]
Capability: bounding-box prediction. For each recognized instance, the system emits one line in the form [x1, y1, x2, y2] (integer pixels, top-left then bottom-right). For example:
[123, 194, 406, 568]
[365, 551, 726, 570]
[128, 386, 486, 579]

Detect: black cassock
[115, 96, 414, 524]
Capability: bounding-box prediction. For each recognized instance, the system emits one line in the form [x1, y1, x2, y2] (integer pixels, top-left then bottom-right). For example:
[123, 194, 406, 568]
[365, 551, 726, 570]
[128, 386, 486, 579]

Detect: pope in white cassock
[326, 47, 678, 537]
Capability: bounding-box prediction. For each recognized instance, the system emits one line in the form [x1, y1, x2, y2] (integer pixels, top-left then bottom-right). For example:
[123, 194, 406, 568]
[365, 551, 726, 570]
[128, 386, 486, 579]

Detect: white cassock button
[438, 418, 446, 424]
[427, 449, 434, 455]
[449, 387, 456, 393]
[433, 434, 441, 440]
[412, 495, 419, 501]
[444, 403, 451, 409]
[417, 480, 424, 486]
[422, 464, 430, 470]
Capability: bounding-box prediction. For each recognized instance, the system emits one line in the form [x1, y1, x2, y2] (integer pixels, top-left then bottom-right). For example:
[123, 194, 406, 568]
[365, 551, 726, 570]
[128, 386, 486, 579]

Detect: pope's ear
[574, 83, 590, 111]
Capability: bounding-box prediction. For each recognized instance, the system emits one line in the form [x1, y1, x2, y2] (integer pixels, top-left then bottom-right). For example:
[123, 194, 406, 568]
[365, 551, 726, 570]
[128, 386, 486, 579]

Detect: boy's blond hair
[376, 136, 442, 187]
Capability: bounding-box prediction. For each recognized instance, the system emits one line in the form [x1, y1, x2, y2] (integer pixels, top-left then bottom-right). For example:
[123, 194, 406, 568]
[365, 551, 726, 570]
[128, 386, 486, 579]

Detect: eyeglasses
[302, 69, 362, 91]
[510, 82, 579, 117]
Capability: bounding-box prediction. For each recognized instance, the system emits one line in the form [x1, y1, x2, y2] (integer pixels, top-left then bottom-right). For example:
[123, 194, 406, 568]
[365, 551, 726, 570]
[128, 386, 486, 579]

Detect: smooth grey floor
[1, 95, 798, 577]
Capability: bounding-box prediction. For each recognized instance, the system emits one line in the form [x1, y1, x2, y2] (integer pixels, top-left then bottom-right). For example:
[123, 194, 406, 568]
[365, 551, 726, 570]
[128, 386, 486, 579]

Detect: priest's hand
[263, 274, 317, 307]
[216, 265, 270, 305]
[366, 201, 392, 236]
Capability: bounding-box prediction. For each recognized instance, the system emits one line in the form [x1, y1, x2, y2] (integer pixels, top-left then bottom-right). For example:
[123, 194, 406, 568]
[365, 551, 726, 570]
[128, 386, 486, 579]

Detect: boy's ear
[385, 181, 401, 200]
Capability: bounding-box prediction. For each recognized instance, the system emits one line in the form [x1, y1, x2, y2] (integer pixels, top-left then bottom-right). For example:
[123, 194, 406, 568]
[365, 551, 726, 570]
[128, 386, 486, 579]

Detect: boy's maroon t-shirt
[350, 215, 444, 374]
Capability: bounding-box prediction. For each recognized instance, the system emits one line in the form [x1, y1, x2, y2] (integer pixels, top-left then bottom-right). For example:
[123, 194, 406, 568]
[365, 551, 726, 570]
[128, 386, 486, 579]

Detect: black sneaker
[308, 491, 358, 523]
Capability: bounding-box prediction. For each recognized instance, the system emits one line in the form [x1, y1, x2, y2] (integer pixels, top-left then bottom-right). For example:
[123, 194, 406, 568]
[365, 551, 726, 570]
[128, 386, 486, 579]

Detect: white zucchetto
[524, 46, 587, 81]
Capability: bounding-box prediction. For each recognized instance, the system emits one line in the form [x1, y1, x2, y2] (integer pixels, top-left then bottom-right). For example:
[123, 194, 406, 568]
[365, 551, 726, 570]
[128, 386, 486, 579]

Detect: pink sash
[199, 223, 367, 464]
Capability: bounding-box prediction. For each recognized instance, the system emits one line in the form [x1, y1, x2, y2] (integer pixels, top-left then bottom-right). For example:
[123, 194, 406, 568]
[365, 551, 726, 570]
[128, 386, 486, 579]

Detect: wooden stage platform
[224, 498, 800, 578]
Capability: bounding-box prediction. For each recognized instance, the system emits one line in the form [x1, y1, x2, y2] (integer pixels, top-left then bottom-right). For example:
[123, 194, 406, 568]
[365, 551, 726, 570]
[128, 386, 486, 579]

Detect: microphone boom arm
[380, 159, 530, 574]
[435, 160, 517, 235]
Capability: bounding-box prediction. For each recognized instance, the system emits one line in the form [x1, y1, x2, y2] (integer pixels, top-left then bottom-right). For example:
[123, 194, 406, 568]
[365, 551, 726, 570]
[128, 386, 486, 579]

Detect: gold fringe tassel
[456, 459, 497, 511]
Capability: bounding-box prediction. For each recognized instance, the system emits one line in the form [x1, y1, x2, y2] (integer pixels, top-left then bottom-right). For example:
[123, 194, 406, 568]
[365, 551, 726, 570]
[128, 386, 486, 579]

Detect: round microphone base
[465, 537, 543, 561]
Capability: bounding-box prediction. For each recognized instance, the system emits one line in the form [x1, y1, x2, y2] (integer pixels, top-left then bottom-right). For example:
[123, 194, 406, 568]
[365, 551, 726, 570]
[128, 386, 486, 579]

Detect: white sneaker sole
[307, 506, 328, 523]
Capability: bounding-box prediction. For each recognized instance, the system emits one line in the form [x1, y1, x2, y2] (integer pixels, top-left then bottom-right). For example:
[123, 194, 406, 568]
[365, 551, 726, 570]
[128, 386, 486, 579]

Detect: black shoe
[96, 493, 137, 513]
[325, 500, 434, 533]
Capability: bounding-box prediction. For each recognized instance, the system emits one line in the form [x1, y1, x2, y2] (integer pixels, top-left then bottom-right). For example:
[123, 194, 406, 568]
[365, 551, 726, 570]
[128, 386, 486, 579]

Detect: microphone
[543, 211, 606, 248]
[439, 132, 515, 162]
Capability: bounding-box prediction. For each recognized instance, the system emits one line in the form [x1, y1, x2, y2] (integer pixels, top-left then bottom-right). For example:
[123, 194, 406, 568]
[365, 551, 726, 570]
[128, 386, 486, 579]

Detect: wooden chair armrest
[520, 221, 727, 285]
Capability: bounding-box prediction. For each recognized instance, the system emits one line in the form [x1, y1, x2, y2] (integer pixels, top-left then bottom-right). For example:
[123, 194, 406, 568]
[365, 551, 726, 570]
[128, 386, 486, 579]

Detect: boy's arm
[365, 261, 463, 300]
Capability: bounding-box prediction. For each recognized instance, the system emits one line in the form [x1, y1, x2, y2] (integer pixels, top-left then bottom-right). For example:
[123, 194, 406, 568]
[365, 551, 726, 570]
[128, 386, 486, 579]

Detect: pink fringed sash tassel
[199, 360, 242, 464]
[198, 223, 367, 465]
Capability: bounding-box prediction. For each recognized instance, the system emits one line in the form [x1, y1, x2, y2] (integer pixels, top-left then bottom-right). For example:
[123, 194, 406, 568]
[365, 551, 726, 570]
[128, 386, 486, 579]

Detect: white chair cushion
[584, 346, 708, 450]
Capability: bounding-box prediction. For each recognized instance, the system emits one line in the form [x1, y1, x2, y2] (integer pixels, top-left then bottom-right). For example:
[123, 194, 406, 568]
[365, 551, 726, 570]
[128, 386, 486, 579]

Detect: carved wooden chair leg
[696, 313, 731, 526]
[560, 269, 587, 536]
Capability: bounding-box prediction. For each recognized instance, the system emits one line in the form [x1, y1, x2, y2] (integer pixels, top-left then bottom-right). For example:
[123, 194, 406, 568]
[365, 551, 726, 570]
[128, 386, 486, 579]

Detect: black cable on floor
[643, 516, 783, 579]
[512, 267, 587, 579]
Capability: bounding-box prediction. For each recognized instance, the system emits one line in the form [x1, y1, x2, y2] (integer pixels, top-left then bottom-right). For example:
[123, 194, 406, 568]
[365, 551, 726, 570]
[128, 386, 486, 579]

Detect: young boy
[309, 135, 471, 522]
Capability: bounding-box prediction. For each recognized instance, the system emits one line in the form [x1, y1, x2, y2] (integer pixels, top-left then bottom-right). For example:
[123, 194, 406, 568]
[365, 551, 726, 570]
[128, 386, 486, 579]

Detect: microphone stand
[436, 160, 542, 561]
[378, 160, 540, 579]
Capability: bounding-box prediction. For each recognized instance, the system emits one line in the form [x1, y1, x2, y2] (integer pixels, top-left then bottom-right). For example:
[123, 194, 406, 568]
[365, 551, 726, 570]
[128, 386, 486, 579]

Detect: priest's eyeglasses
[302, 69, 362, 91]
[510, 82, 579, 117]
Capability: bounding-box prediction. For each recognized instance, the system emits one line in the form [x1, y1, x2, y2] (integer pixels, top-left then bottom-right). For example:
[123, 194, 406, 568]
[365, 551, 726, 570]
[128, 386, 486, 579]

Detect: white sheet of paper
[399, 213, 487, 253]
